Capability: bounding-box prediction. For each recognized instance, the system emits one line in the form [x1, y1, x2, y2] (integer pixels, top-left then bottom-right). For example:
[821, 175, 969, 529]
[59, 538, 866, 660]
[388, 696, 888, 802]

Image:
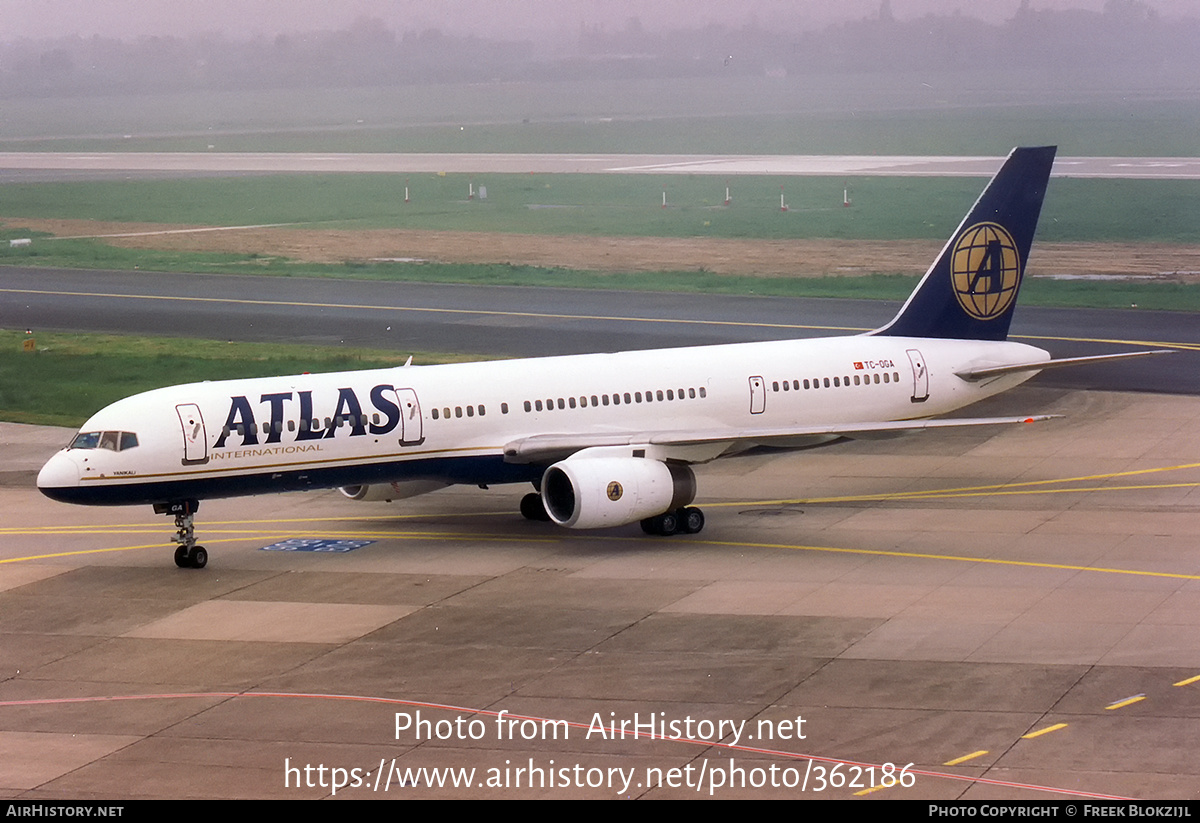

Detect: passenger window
[667, 389, 675, 400]
[479, 405, 486, 416]
[287, 420, 296, 432]
[883, 373, 890, 383]
[466, 406, 474, 417]
[455, 407, 463, 418]
[569, 397, 577, 409]
[698, 387, 706, 398]
[432, 408, 439, 420]
[535, 400, 543, 411]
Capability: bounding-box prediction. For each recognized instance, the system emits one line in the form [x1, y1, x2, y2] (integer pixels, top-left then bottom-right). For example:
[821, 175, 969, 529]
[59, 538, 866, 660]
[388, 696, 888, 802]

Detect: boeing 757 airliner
[37, 146, 1158, 568]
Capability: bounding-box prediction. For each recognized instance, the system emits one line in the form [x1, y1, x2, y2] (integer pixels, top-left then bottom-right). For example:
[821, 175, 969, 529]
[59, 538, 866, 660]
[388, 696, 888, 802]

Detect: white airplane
[36, 146, 1159, 568]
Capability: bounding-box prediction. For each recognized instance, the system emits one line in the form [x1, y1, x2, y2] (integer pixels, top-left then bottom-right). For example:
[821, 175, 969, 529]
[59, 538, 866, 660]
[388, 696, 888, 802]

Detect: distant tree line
[1, 2, 1196, 98]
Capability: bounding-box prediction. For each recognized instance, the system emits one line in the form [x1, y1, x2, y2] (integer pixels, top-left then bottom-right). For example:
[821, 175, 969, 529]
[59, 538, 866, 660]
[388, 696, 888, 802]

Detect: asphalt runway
[2, 267, 1197, 395]
[2, 152, 1200, 180]
[3, 381, 1200, 800]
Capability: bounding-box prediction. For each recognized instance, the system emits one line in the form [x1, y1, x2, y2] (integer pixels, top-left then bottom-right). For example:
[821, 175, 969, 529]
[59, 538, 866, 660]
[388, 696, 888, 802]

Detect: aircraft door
[749, 375, 766, 414]
[176, 403, 209, 465]
[906, 349, 929, 403]
[395, 388, 424, 445]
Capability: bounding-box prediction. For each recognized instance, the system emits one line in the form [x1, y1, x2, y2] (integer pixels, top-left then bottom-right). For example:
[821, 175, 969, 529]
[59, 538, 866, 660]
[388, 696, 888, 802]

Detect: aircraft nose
[37, 451, 81, 498]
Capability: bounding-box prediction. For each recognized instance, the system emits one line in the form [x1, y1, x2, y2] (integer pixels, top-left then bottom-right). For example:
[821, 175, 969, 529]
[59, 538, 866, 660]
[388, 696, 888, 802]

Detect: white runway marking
[1, 152, 1199, 179]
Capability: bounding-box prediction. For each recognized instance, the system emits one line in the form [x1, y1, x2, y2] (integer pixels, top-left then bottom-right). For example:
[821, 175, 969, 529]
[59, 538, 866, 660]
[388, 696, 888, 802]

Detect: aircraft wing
[502, 414, 1057, 464]
[956, 350, 1173, 381]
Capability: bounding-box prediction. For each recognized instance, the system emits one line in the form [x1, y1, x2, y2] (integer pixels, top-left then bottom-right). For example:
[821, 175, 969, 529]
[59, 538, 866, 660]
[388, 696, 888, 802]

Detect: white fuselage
[37, 334, 1046, 507]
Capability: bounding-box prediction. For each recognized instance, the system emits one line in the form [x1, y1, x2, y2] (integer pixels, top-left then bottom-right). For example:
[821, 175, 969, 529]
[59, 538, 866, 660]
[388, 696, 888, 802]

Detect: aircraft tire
[520, 492, 550, 521]
[174, 546, 190, 568]
[189, 546, 208, 569]
[679, 507, 705, 534]
[641, 511, 680, 536]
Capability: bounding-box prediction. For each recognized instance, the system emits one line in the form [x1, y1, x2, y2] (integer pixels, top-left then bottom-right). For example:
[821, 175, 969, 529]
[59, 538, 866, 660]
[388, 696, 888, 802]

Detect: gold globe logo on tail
[950, 222, 1022, 321]
[606, 481, 623, 501]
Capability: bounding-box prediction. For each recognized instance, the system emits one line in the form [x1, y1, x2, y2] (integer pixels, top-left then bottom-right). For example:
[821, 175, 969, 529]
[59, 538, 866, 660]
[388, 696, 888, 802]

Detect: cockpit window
[69, 431, 139, 451]
[70, 432, 100, 450]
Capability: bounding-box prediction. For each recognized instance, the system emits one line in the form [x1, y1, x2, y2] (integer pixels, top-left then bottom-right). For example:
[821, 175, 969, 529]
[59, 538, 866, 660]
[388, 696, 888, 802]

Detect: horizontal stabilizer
[956, 350, 1173, 382]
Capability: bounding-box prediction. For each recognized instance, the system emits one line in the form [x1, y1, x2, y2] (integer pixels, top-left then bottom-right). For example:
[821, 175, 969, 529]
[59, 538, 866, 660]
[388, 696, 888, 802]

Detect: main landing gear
[518, 491, 705, 536]
[520, 492, 551, 522]
[640, 507, 705, 537]
[154, 499, 207, 569]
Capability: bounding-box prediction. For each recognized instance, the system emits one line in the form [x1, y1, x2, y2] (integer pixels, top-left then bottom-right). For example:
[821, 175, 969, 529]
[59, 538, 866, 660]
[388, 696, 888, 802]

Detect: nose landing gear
[154, 499, 207, 569]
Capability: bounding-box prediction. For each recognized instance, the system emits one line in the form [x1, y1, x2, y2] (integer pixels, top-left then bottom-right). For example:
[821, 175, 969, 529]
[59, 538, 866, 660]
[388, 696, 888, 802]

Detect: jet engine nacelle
[541, 457, 696, 529]
[339, 480, 448, 502]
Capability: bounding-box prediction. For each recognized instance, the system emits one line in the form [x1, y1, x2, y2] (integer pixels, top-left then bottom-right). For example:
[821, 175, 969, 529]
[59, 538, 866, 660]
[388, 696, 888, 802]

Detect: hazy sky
[3, 1, 1194, 41]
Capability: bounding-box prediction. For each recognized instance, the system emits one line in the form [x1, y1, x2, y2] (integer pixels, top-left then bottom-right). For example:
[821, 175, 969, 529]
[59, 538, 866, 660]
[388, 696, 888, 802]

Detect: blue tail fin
[874, 146, 1056, 341]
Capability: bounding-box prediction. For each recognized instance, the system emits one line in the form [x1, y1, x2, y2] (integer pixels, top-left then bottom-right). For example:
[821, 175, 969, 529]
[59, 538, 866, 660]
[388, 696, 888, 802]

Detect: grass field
[0, 330, 481, 427]
[3, 173, 1200, 244]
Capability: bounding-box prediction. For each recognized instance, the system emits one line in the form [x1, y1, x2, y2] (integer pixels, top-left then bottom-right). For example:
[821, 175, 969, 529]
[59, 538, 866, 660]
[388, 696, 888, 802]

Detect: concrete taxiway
[2, 382, 1199, 800]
